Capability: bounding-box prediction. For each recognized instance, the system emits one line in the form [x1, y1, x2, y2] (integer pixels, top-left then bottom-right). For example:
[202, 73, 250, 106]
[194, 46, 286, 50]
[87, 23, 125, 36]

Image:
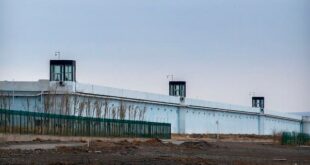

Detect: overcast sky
[0, 0, 309, 113]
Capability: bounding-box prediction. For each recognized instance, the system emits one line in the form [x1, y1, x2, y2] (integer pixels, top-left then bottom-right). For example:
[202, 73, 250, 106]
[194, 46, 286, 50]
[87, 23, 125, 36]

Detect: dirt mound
[131, 140, 143, 145]
[145, 138, 161, 144]
[48, 162, 76, 165]
[157, 156, 214, 165]
[56, 146, 87, 153]
[32, 138, 44, 142]
[140, 138, 163, 145]
[180, 141, 212, 149]
[117, 139, 130, 145]
[189, 134, 205, 138]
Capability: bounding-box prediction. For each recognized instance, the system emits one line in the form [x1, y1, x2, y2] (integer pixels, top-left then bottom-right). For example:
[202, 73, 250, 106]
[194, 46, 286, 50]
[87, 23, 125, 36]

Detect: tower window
[51, 65, 62, 81]
[65, 65, 73, 81]
[252, 97, 265, 111]
[50, 60, 76, 82]
[169, 81, 186, 97]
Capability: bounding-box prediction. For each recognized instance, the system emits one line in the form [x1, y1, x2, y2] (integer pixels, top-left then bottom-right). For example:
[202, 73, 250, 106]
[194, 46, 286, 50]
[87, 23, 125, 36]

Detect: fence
[281, 132, 310, 145]
[0, 109, 171, 139]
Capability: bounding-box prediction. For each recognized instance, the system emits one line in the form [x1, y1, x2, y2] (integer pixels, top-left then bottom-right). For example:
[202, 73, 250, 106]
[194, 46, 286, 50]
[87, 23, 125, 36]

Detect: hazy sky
[0, 0, 309, 113]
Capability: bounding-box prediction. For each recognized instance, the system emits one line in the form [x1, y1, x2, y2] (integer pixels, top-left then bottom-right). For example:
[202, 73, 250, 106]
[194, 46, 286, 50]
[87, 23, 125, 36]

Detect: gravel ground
[0, 138, 309, 165]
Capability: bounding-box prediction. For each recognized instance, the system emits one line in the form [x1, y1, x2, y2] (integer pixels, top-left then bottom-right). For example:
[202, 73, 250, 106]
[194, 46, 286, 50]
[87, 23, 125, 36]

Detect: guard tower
[252, 97, 264, 113]
[169, 81, 186, 97]
[50, 60, 76, 82]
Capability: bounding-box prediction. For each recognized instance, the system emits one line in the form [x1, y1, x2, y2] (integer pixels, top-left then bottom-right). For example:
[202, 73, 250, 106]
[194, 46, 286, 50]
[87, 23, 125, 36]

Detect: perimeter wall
[0, 81, 303, 135]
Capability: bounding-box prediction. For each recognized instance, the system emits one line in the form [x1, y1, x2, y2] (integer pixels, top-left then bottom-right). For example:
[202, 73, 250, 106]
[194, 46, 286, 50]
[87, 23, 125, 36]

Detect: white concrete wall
[183, 109, 258, 134]
[302, 116, 310, 135]
[262, 116, 300, 134]
[0, 93, 301, 135]
[0, 80, 304, 135]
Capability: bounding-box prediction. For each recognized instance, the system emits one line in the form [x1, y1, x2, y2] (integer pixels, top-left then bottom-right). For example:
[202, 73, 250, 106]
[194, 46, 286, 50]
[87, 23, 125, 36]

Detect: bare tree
[58, 92, 71, 115]
[64, 93, 71, 115]
[73, 95, 80, 116]
[34, 97, 38, 112]
[44, 91, 53, 113]
[119, 101, 127, 120]
[103, 99, 109, 118]
[139, 106, 147, 121]
[26, 97, 30, 112]
[94, 98, 104, 118]
[0, 93, 4, 109]
[128, 105, 132, 120]
[133, 106, 139, 121]
[112, 107, 116, 119]
[60, 94, 65, 115]
[86, 98, 91, 117]
[7, 93, 11, 110]
[78, 97, 86, 116]
[53, 88, 57, 114]
[0, 93, 10, 110]
[116, 107, 120, 119]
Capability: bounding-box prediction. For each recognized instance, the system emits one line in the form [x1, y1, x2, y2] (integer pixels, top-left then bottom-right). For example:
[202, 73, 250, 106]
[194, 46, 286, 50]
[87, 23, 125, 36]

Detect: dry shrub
[80, 139, 87, 143]
[132, 140, 142, 145]
[180, 141, 212, 149]
[189, 134, 204, 138]
[272, 132, 282, 144]
[118, 139, 130, 145]
[48, 162, 76, 165]
[33, 137, 44, 142]
[145, 138, 163, 145]
[56, 146, 87, 153]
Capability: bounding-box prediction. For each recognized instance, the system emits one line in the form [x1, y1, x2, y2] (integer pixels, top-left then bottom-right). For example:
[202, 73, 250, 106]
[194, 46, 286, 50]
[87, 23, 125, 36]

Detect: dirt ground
[0, 135, 309, 165]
